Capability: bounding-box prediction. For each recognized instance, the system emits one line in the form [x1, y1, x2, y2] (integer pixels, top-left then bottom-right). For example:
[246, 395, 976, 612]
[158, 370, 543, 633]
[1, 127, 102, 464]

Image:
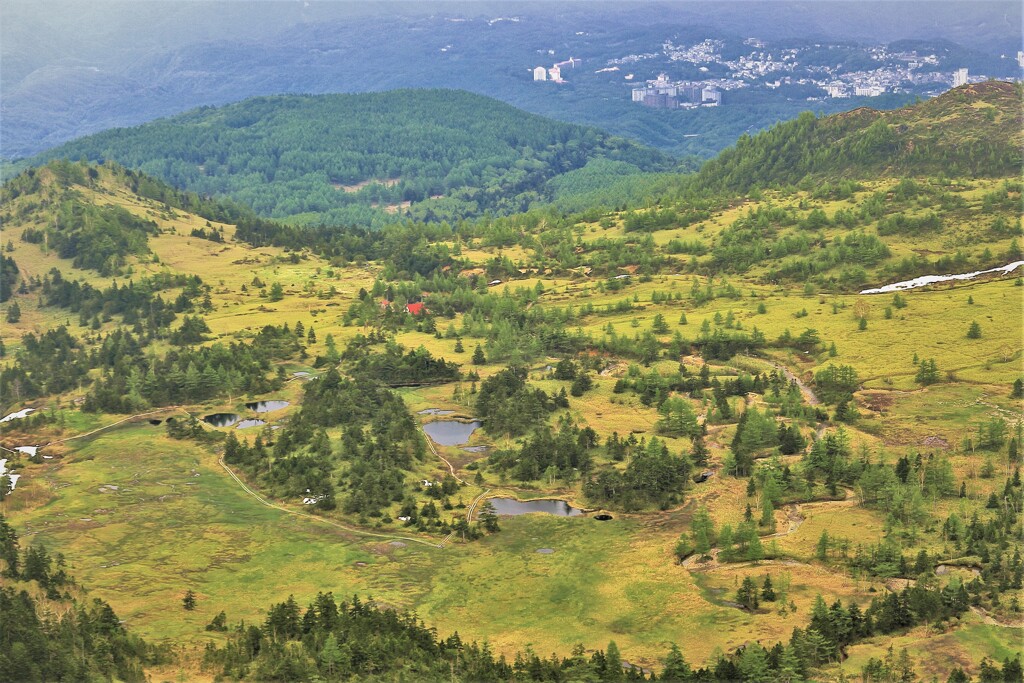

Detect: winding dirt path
[420, 425, 466, 485]
[218, 456, 445, 549]
[758, 358, 821, 406]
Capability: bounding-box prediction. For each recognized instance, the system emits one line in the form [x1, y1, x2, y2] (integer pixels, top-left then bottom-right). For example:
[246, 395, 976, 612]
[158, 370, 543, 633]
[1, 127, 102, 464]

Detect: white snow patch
[0, 408, 34, 423]
[15, 446, 38, 456]
[860, 261, 1024, 294]
[0, 459, 7, 475]
[7, 474, 20, 490]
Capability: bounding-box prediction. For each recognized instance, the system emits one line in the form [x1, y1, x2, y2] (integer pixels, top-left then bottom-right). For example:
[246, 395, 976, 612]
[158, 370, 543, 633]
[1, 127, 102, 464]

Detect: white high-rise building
[953, 68, 969, 87]
[533, 66, 547, 81]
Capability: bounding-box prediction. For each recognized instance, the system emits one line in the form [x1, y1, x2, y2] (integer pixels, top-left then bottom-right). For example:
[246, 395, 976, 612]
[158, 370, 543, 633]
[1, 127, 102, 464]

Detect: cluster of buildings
[631, 73, 722, 108]
[610, 36, 1016, 107]
[533, 57, 580, 84]
[821, 66, 974, 99]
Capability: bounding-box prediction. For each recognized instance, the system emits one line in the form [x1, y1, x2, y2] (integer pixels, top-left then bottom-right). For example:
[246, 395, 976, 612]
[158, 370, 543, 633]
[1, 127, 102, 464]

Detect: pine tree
[967, 321, 982, 339]
[320, 632, 346, 676]
[604, 641, 625, 682]
[737, 576, 760, 610]
[661, 644, 691, 682]
[472, 345, 486, 365]
[761, 574, 776, 601]
[182, 589, 196, 610]
[816, 530, 830, 561]
[454, 338, 464, 353]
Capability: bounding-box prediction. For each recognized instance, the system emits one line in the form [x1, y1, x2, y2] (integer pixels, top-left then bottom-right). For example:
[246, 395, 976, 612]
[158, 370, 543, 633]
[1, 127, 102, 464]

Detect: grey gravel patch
[389, 541, 407, 548]
[536, 548, 554, 554]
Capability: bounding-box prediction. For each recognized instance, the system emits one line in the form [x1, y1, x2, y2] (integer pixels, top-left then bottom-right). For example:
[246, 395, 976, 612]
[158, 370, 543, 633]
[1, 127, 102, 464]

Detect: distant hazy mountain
[25, 90, 675, 226]
[2, 1, 1019, 160]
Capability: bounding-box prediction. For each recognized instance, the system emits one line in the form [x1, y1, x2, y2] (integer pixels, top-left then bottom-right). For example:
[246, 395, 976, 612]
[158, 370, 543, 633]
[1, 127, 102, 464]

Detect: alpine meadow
[0, 3, 1022, 682]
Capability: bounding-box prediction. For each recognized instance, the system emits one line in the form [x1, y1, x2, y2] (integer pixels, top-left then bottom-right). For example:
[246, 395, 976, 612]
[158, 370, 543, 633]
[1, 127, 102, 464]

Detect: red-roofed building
[405, 302, 427, 316]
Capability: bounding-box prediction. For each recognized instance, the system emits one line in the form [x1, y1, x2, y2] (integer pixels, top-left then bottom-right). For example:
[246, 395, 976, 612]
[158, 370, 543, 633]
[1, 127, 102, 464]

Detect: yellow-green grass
[4, 420, 894, 671]
[835, 616, 1023, 681]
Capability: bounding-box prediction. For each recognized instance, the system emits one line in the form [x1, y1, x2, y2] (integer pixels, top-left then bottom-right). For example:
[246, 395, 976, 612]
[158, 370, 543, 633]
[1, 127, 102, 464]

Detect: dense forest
[25, 91, 677, 226]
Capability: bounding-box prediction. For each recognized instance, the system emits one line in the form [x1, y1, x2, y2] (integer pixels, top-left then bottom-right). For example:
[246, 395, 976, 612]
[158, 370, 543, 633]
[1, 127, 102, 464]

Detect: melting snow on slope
[15, 446, 38, 456]
[0, 459, 18, 492]
[860, 261, 1024, 294]
[0, 408, 34, 423]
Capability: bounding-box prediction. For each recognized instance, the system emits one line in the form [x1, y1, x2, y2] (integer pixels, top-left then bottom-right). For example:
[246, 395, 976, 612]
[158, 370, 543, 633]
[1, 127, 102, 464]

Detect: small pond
[418, 408, 455, 416]
[203, 413, 240, 427]
[236, 419, 267, 429]
[246, 400, 290, 413]
[486, 497, 584, 517]
[422, 419, 481, 446]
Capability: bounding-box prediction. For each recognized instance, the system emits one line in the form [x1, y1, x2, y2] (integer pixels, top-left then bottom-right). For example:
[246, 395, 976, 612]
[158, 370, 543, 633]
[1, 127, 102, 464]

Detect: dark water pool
[203, 413, 240, 427]
[486, 497, 584, 517]
[246, 400, 290, 413]
[422, 419, 481, 446]
[236, 419, 267, 429]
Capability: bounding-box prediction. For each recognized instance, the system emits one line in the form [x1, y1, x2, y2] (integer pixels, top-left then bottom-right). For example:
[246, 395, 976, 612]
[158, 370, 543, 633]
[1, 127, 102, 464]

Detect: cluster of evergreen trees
[225, 367, 429, 519]
[82, 324, 300, 412]
[0, 514, 160, 682]
[196, 580, 993, 682]
[39, 268, 205, 333]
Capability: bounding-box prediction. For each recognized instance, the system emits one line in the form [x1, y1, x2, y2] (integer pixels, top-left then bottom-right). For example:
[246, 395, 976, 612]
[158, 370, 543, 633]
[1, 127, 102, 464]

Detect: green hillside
[1, 85, 1022, 682]
[23, 90, 677, 227]
[692, 81, 1024, 194]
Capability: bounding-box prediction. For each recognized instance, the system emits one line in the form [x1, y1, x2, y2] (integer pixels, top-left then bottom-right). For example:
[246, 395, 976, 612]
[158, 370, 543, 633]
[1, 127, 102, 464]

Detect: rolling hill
[692, 81, 1024, 194]
[22, 90, 677, 227]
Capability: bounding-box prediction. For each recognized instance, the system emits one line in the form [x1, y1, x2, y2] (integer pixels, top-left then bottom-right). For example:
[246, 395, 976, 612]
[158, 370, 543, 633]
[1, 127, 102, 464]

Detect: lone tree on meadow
[967, 321, 982, 339]
[472, 344, 486, 365]
[182, 590, 196, 611]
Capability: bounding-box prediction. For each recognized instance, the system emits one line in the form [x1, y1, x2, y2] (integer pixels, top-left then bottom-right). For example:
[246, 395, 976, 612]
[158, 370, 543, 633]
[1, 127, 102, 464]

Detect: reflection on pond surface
[246, 400, 289, 413]
[236, 419, 267, 429]
[422, 419, 481, 446]
[203, 413, 240, 427]
[486, 497, 584, 517]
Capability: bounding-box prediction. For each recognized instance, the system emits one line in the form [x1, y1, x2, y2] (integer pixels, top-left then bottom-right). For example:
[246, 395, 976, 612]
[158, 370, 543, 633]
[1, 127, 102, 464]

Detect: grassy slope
[0, 119, 1021, 677]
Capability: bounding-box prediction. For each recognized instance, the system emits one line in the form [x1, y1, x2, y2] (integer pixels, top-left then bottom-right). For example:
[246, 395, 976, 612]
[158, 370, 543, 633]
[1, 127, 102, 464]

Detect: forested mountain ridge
[20, 90, 677, 227]
[692, 81, 1024, 194]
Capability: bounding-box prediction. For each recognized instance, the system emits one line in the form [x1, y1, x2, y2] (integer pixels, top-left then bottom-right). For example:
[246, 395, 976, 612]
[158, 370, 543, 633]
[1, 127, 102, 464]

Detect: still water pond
[422, 420, 481, 446]
[203, 413, 240, 427]
[487, 497, 584, 517]
[246, 400, 290, 413]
